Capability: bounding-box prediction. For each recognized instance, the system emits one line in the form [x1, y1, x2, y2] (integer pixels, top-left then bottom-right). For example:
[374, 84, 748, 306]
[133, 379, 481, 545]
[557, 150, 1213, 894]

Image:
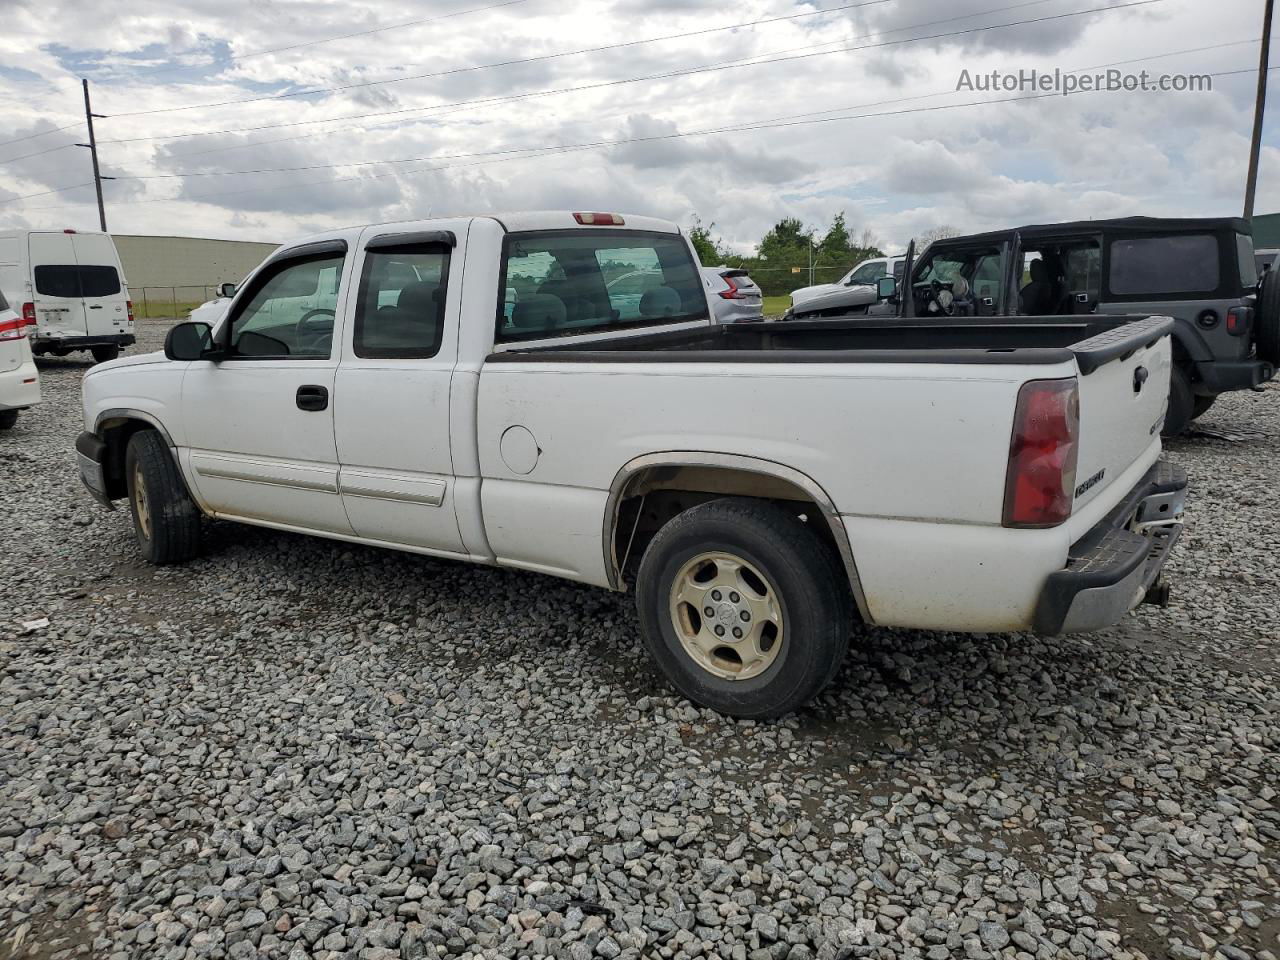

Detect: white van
[0, 230, 135, 362]
[0, 288, 40, 429]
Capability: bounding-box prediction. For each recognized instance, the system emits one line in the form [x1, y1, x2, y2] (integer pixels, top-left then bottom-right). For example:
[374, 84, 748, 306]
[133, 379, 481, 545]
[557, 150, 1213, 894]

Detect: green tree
[820, 212, 853, 262]
[688, 215, 726, 265]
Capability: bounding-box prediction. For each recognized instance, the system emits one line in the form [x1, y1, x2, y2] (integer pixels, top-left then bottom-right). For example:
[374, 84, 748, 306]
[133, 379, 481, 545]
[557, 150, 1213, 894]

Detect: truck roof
[931, 216, 1251, 247]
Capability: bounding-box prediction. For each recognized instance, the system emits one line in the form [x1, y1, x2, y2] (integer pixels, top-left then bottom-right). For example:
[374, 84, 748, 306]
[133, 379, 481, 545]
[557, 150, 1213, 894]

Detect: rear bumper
[33, 333, 135, 355]
[0, 357, 41, 410]
[1033, 460, 1187, 634]
[75, 431, 115, 510]
[1194, 358, 1275, 395]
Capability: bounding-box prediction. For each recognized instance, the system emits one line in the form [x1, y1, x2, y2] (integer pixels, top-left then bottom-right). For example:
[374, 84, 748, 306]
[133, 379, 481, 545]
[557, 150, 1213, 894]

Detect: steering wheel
[914, 279, 956, 316]
[294, 308, 335, 354]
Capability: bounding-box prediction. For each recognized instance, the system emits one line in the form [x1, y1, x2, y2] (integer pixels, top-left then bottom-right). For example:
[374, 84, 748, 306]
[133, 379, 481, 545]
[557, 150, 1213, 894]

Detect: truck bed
[490, 314, 1174, 376]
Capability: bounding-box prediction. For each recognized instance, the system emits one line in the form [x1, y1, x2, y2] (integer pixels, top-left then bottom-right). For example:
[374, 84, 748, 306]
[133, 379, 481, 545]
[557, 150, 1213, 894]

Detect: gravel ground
[1, 318, 1278, 960]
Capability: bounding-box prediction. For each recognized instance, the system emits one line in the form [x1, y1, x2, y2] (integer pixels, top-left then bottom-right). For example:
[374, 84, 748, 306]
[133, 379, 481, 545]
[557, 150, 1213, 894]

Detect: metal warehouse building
[113, 234, 278, 300]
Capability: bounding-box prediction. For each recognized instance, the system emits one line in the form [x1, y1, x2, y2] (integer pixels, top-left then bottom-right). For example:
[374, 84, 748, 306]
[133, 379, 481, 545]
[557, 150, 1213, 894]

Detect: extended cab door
[180, 240, 352, 535]
[27, 232, 88, 339]
[331, 225, 467, 555]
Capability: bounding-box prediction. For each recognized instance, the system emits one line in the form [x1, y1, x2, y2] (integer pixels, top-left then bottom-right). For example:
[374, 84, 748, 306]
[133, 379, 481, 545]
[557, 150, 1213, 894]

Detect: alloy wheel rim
[133, 464, 152, 540]
[668, 551, 784, 681]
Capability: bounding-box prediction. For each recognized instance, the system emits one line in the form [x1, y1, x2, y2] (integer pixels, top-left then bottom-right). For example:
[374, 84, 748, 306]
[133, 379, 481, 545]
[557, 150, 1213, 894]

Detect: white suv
[0, 288, 41, 430]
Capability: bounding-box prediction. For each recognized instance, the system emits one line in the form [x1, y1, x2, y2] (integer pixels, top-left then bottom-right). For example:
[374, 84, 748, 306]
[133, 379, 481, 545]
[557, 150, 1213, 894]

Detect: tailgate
[1070, 317, 1172, 512]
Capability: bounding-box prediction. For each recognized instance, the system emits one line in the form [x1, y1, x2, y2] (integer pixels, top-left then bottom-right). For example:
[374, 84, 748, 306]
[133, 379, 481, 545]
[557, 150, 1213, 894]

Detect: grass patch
[132, 300, 205, 319]
[762, 296, 790, 318]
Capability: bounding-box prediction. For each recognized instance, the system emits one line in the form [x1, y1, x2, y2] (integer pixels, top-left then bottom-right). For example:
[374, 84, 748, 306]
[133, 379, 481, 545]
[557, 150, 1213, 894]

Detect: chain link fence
[131, 286, 220, 319]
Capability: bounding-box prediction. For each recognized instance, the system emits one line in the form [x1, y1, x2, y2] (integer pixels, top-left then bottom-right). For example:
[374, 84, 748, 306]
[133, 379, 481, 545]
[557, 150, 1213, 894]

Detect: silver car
[702, 266, 764, 323]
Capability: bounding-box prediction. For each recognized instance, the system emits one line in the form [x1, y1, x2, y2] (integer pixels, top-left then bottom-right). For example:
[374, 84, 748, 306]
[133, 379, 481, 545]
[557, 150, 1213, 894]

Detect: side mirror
[164, 321, 216, 361]
[876, 276, 897, 300]
[217, 282, 237, 298]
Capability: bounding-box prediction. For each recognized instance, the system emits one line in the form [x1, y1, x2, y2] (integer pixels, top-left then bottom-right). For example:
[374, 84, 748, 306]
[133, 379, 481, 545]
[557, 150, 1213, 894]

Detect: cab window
[354, 244, 450, 359]
[497, 230, 707, 342]
[848, 261, 886, 284]
[229, 253, 344, 359]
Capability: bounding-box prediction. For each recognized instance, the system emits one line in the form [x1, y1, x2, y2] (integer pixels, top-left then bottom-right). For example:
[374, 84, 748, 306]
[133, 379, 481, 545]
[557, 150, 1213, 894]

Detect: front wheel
[125, 430, 201, 564]
[91, 345, 120, 363]
[635, 499, 853, 718]
[0, 409, 18, 430]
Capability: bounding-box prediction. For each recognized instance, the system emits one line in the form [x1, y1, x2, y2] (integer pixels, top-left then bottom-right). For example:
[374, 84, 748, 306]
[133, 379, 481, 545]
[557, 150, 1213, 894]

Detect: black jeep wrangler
[869, 217, 1278, 435]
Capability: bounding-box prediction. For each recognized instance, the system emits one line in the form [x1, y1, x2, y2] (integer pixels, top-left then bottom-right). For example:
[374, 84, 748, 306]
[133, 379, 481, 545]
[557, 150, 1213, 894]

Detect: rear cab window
[496, 230, 707, 342]
[354, 242, 451, 358]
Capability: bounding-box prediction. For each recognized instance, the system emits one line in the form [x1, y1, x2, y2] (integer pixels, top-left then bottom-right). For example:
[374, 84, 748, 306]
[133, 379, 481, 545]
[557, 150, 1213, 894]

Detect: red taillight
[0, 317, 23, 339]
[573, 212, 625, 225]
[719, 275, 742, 300]
[21, 302, 36, 327]
[126, 300, 135, 323]
[1226, 305, 1251, 336]
[1003, 378, 1080, 528]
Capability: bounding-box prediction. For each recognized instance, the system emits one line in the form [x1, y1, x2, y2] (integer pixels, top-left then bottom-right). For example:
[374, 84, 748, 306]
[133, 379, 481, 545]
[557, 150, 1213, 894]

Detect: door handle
[88, 305, 103, 310]
[296, 385, 329, 411]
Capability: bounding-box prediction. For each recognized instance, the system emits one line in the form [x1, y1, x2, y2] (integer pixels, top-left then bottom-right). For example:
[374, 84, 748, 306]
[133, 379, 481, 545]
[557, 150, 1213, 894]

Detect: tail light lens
[126, 300, 135, 324]
[0, 316, 25, 340]
[21, 302, 36, 327]
[1226, 305, 1251, 336]
[719, 276, 743, 300]
[1003, 378, 1080, 528]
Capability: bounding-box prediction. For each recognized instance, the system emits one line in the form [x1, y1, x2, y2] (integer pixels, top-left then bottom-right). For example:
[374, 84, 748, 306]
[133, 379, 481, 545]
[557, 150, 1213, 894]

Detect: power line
[0, 182, 95, 204]
[9, 40, 1255, 213]
[0, 139, 82, 165]
[0, 122, 82, 151]
[96, 0, 1124, 151]
[117, 0, 1168, 181]
[104, 0, 890, 117]
[104, 0, 898, 119]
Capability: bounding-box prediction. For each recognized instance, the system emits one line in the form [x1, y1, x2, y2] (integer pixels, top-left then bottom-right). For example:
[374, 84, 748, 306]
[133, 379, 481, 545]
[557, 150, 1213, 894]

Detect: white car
[0, 289, 41, 429]
[77, 211, 1185, 717]
[188, 282, 240, 327]
[789, 255, 906, 309]
[0, 229, 135, 362]
[701, 266, 763, 323]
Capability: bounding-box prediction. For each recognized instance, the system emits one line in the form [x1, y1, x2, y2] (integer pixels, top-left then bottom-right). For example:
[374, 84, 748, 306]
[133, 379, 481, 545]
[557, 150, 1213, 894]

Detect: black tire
[91, 345, 120, 363]
[1192, 394, 1217, 420]
[635, 498, 853, 719]
[1257, 269, 1280, 365]
[0, 409, 17, 430]
[1162, 365, 1195, 437]
[125, 430, 201, 565]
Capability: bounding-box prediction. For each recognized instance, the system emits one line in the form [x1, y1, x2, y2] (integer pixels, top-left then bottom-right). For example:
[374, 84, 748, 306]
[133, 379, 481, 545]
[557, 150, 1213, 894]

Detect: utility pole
[77, 79, 109, 232]
[1244, 0, 1275, 219]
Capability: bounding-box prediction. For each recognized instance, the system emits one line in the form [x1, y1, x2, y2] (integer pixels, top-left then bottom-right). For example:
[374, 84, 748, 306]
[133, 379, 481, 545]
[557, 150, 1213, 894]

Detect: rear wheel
[1162, 365, 1195, 437]
[0, 409, 18, 430]
[125, 430, 201, 565]
[1192, 394, 1217, 420]
[635, 498, 852, 718]
[91, 345, 120, 363]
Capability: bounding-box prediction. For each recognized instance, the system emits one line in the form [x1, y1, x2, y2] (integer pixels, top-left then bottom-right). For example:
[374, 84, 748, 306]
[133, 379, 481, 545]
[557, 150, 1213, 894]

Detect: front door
[28, 232, 88, 339]
[333, 228, 465, 555]
[181, 244, 353, 535]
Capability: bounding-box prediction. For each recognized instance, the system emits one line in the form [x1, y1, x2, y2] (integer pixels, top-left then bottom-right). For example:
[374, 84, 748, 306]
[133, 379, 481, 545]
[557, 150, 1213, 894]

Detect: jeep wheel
[125, 430, 201, 565]
[635, 498, 852, 718]
[1163, 365, 1195, 437]
[1257, 270, 1280, 364]
[1192, 394, 1216, 421]
[91, 345, 120, 363]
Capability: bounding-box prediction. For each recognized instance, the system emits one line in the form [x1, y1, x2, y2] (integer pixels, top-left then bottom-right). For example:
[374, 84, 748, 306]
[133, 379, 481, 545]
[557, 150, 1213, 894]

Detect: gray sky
[0, 0, 1272, 254]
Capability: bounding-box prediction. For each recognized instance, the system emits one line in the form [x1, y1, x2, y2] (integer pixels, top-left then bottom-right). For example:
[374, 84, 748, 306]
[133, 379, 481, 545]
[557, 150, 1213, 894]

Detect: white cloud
[0, 0, 1274, 256]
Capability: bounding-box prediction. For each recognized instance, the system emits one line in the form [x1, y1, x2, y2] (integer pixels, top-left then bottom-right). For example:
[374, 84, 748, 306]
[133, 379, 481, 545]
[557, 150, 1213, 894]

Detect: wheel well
[97, 418, 155, 500]
[610, 465, 856, 607]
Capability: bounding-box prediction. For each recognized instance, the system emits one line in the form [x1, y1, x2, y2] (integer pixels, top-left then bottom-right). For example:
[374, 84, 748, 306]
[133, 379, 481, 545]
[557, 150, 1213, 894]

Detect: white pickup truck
[77, 211, 1187, 717]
